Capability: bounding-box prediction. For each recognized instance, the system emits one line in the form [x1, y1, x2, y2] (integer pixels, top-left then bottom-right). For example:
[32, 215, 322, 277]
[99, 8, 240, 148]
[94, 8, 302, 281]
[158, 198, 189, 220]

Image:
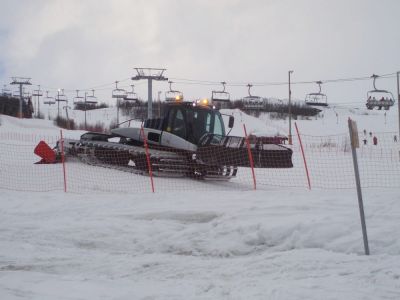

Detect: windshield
[186, 107, 225, 144]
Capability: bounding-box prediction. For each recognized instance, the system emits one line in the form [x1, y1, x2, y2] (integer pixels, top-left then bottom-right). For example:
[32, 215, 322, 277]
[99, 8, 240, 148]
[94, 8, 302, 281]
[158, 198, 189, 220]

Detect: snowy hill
[0, 105, 400, 300]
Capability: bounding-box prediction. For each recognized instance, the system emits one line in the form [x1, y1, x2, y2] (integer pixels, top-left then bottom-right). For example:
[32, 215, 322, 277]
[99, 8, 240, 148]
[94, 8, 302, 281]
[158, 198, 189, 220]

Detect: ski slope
[0, 105, 400, 299]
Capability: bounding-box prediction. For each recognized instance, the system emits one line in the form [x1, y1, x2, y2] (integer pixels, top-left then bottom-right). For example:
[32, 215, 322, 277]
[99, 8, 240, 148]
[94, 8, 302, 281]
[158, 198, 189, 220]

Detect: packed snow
[0, 104, 400, 299]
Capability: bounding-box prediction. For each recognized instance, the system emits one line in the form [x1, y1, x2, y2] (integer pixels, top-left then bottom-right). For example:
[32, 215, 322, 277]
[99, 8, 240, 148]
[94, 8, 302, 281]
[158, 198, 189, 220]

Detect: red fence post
[60, 129, 67, 192]
[295, 122, 311, 190]
[141, 125, 155, 193]
[243, 124, 257, 190]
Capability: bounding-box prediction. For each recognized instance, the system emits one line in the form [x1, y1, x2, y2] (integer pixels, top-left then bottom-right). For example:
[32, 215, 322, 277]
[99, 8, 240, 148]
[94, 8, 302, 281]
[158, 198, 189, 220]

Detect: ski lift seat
[366, 98, 394, 110]
[305, 81, 328, 106]
[365, 75, 395, 110]
[2, 87, 12, 97]
[211, 92, 230, 102]
[44, 99, 56, 105]
[243, 96, 264, 109]
[112, 86, 127, 99]
[165, 82, 184, 102]
[305, 93, 328, 106]
[211, 82, 230, 102]
[56, 94, 68, 102]
[124, 93, 138, 101]
[165, 92, 183, 102]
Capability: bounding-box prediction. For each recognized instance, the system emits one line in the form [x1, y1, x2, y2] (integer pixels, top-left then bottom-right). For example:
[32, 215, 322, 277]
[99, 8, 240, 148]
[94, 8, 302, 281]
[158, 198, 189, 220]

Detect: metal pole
[117, 98, 120, 126]
[397, 71, 400, 137]
[158, 91, 161, 118]
[348, 118, 370, 255]
[57, 90, 60, 119]
[37, 85, 41, 117]
[19, 84, 23, 118]
[131, 68, 168, 119]
[288, 70, 293, 145]
[148, 78, 153, 119]
[10, 77, 31, 118]
[64, 106, 70, 129]
[84, 92, 87, 130]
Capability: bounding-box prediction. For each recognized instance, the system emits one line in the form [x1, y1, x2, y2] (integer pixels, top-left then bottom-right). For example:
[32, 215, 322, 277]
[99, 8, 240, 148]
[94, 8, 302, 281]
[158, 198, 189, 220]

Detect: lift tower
[10, 77, 32, 118]
[131, 67, 168, 119]
[32, 85, 43, 117]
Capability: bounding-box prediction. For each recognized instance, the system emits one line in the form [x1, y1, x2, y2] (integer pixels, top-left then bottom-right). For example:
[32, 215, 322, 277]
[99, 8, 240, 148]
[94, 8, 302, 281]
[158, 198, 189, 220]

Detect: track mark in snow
[132, 211, 220, 224]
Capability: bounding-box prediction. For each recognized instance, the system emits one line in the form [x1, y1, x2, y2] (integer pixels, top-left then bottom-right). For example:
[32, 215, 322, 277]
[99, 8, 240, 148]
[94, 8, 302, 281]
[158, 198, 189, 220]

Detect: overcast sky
[0, 0, 399, 105]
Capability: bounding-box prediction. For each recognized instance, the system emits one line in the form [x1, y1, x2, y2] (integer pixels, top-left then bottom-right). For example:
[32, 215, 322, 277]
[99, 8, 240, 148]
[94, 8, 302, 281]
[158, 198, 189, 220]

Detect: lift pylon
[131, 67, 168, 118]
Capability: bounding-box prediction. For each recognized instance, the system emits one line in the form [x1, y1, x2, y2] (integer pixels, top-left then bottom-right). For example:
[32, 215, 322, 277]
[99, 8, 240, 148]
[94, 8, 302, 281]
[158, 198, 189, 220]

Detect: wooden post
[295, 122, 311, 190]
[243, 124, 256, 190]
[348, 118, 369, 255]
[141, 125, 155, 193]
[60, 130, 67, 193]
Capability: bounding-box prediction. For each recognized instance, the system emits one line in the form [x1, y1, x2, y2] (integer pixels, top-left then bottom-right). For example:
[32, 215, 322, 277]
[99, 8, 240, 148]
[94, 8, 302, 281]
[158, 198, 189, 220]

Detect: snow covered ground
[1, 188, 400, 299]
[1, 105, 400, 299]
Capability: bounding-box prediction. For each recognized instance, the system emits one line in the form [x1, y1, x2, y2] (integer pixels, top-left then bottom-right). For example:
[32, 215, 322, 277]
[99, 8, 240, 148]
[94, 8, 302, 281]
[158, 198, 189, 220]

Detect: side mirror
[228, 116, 234, 128]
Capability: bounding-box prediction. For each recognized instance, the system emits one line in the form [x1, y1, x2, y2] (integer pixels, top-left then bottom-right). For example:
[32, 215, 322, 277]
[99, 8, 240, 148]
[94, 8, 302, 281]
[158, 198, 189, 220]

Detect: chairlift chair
[165, 81, 184, 102]
[365, 74, 395, 110]
[86, 89, 98, 104]
[242, 84, 264, 110]
[211, 81, 230, 102]
[32, 88, 43, 98]
[56, 89, 68, 103]
[2, 85, 12, 97]
[43, 91, 55, 105]
[305, 81, 328, 107]
[112, 81, 127, 99]
[73, 90, 85, 105]
[123, 84, 138, 101]
[23, 91, 31, 101]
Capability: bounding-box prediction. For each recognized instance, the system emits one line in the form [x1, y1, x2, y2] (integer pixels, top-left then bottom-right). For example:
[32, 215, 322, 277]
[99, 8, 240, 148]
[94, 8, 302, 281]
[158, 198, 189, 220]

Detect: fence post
[243, 124, 256, 190]
[60, 129, 67, 193]
[348, 118, 370, 255]
[295, 122, 311, 190]
[141, 125, 155, 193]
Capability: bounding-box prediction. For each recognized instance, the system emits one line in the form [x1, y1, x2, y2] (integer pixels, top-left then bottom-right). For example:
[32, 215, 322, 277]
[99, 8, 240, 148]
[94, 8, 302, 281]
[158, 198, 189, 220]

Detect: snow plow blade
[197, 134, 293, 168]
[34, 141, 58, 164]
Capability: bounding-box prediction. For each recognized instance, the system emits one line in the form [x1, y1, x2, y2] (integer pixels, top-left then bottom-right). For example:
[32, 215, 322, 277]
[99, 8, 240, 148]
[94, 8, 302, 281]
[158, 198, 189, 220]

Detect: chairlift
[165, 81, 184, 102]
[2, 85, 12, 97]
[73, 90, 85, 105]
[242, 84, 264, 109]
[43, 91, 55, 105]
[305, 81, 328, 107]
[211, 81, 230, 102]
[112, 82, 127, 127]
[365, 74, 395, 110]
[32, 87, 43, 97]
[112, 81, 127, 99]
[123, 84, 138, 101]
[56, 89, 68, 103]
[32, 86, 43, 116]
[86, 89, 98, 104]
[23, 90, 31, 101]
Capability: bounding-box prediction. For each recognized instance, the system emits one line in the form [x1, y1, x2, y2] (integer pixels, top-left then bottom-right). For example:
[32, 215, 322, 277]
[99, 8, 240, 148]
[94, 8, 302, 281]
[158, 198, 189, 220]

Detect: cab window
[172, 109, 186, 139]
[206, 113, 211, 132]
[213, 114, 224, 135]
